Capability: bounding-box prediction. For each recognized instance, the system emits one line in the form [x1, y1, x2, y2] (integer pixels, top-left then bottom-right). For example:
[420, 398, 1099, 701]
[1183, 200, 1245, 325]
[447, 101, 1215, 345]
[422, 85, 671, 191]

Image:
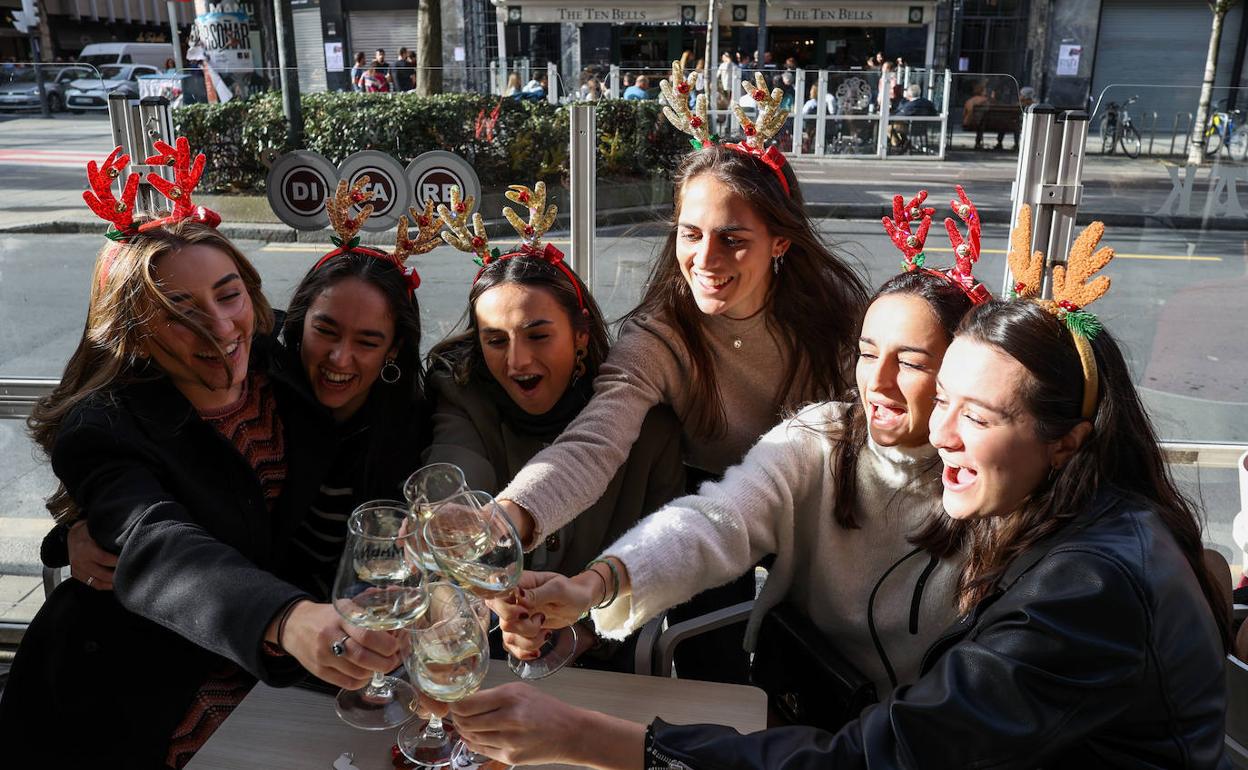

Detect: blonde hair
[28, 219, 272, 521]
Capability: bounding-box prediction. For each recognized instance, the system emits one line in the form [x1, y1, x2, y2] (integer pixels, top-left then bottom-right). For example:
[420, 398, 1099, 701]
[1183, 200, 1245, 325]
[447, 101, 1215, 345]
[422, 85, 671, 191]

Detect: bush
[174, 93, 689, 194]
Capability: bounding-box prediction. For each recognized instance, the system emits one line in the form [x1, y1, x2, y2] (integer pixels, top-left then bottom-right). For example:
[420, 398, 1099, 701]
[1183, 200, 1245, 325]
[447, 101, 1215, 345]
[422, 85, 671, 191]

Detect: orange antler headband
[881, 186, 989, 305]
[312, 176, 438, 294]
[439, 182, 586, 315]
[659, 61, 792, 197]
[1009, 206, 1115, 419]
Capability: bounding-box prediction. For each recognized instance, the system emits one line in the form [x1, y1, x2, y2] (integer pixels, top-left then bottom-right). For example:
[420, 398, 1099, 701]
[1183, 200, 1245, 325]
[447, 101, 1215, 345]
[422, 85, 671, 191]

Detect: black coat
[649, 492, 1230, 769]
[0, 337, 337, 767]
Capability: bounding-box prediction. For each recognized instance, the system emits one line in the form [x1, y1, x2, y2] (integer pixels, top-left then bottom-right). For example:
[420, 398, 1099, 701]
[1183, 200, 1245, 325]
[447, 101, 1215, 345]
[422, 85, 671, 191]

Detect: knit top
[502, 309, 805, 544]
[592, 400, 964, 695]
[198, 374, 286, 511]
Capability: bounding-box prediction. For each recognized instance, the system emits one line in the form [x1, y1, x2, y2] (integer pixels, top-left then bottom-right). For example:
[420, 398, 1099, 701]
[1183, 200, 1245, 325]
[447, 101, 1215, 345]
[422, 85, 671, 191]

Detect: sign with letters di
[266, 150, 483, 232]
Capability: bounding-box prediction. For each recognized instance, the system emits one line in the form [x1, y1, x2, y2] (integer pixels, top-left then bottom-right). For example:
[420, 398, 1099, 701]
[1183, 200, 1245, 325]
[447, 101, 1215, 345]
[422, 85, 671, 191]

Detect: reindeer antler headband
[881, 186, 989, 305]
[85, 138, 223, 287]
[311, 176, 439, 294]
[659, 61, 792, 196]
[1009, 205, 1114, 419]
[439, 182, 586, 314]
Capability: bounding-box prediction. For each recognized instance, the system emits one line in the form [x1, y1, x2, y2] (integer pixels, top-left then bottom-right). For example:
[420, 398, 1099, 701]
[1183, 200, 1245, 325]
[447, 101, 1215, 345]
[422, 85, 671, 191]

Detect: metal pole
[167, 0, 184, 70]
[814, 69, 827, 156]
[792, 67, 804, 154]
[877, 70, 891, 159]
[608, 64, 620, 98]
[1004, 103, 1056, 294]
[547, 61, 558, 105]
[27, 34, 50, 118]
[569, 104, 596, 290]
[1147, 111, 1157, 156]
[937, 68, 951, 159]
[1170, 113, 1181, 156]
[138, 96, 175, 211]
[496, 4, 507, 93]
[1042, 111, 1089, 290]
[273, 0, 303, 145]
[756, 0, 767, 65]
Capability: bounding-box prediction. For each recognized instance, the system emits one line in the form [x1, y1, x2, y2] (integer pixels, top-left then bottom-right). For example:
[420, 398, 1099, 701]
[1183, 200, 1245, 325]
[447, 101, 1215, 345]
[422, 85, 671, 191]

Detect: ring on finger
[330, 634, 350, 657]
[86, 575, 95, 587]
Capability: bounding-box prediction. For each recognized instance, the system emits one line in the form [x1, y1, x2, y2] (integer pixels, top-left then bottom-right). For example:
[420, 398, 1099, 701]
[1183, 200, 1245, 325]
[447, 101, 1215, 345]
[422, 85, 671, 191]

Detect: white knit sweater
[592, 401, 964, 694]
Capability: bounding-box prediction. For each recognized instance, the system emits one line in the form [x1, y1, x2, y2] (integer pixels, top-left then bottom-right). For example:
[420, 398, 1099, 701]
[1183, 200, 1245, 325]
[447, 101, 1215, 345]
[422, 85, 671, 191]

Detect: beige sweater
[502, 310, 800, 543]
[592, 401, 964, 695]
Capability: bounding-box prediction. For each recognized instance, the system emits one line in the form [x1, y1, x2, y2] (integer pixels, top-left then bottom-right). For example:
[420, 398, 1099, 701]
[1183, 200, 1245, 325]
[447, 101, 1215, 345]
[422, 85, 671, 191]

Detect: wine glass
[424, 490, 578, 680]
[397, 582, 490, 768]
[331, 500, 429, 730]
[403, 463, 469, 572]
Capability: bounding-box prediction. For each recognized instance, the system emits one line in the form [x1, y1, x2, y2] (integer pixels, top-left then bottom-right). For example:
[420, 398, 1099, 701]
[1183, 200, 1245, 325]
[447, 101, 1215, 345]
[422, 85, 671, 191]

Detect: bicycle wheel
[1120, 124, 1142, 159]
[1205, 127, 1224, 158]
[1100, 115, 1115, 154]
[1230, 127, 1248, 161]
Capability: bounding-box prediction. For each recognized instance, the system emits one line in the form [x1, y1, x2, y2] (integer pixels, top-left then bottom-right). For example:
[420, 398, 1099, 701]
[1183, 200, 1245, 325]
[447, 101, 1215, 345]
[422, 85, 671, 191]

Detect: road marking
[924, 246, 1222, 262]
[0, 149, 105, 167]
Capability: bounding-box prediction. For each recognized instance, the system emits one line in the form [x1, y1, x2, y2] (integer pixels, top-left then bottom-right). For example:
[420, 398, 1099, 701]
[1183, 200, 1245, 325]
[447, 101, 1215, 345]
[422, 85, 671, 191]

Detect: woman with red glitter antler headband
[1, 143, 407, 765]
[486, 59, 871, 685]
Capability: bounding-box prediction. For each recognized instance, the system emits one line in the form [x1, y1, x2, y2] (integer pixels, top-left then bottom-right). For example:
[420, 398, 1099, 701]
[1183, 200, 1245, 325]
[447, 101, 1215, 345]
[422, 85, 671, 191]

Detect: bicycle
[1203, 99, 1248, 160]
[1098, 96, 1142, 159]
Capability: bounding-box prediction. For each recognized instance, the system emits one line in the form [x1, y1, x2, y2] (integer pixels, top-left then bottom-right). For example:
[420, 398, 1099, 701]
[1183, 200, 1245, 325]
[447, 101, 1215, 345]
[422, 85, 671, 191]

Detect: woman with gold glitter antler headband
[491, 59, 870, 683]
[7, 141, 409, 764]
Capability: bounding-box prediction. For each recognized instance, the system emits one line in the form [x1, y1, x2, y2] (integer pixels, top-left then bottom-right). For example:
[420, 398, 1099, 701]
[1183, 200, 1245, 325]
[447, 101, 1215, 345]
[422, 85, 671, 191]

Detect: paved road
[1, 223, 1244, 577]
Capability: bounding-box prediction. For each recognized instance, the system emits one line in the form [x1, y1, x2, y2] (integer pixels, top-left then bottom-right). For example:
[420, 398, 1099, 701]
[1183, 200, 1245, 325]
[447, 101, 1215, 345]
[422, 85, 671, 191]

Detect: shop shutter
[1091, 0, 1243, 126]
[293, 6, 328, 93]
[346, 10, 421, 68]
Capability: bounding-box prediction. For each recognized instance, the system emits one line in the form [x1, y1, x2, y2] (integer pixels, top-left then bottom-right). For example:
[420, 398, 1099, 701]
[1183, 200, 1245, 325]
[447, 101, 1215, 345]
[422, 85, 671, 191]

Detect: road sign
[266, 150, 337, 230]
[338, 150, 410, 232]
[405, 150, 482, 214]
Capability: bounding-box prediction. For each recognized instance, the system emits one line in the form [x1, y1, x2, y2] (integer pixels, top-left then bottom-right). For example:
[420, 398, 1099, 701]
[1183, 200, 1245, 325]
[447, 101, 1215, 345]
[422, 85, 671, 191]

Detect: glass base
[334, 675, 419, 730]
[398, 716, 457, 768]
[507, 624, 577, 680]
[451, 740, 505, 769]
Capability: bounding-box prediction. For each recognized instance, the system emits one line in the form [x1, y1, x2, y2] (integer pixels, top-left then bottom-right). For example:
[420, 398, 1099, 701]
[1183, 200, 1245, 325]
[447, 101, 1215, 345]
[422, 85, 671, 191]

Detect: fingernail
[517, 587, 527, 599]
[534, 613, 545, 626]
[518, 612, 529, 621]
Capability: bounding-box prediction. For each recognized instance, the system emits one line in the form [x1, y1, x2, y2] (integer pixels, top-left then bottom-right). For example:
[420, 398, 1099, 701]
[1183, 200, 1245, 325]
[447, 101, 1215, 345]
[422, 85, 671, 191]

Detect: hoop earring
[571, 347, 587, 386]
[380, 359, 401, 384]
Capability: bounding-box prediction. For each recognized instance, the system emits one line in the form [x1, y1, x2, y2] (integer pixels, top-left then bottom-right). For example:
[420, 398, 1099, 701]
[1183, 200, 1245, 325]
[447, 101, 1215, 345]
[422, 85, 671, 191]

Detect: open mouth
[869, 401, 906, 430]
[942, 462, 978, 492]
[318, 367, 358, 391]
[511, 373, 543, 394]
[695, 273, 735, 293]
[193, 339, 241, 365]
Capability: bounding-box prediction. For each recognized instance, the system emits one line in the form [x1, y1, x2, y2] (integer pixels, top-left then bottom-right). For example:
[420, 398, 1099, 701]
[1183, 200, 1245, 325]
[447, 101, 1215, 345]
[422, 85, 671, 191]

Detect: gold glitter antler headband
[659, 60, 712, 148]
[326, 177, 374, 250]
[503, 182, 557, 250]
[1010, 205, 1115, 419]
[438, 186, 490, 266]
[734, 71, 789, 151]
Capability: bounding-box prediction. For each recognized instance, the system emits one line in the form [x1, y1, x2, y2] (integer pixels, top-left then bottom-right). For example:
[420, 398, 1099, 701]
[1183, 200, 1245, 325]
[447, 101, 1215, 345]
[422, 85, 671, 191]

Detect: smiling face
[928, 337, 1056, 520]
[474, 282, 588, 416]
[143, 244, 254, 410]
[675, 174, 790, 319]
[856, 293, 950, 448]
[300, 277, 397, 422]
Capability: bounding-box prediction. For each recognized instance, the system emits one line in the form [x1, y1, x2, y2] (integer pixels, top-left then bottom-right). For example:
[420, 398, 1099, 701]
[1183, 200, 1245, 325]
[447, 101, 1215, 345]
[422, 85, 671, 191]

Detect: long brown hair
[28, 219, 272, 521]
[913, 301, 1231, 649]
[624, 145, 869, 437]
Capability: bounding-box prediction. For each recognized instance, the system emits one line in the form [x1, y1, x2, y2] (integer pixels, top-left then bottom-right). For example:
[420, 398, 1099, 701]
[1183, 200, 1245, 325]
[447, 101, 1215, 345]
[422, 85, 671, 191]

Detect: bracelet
[586, 558, 620, 609]
[585, 565, 610, 611]
[273, 600, 300, 655]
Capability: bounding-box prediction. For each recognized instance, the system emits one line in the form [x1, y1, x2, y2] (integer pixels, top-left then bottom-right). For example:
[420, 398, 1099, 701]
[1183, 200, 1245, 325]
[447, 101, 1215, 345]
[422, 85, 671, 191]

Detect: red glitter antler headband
[439, 182, 587, 315]
[312, 176, 438, 294]
[659, 61, 792, 197]
[881, 186, 989, 305]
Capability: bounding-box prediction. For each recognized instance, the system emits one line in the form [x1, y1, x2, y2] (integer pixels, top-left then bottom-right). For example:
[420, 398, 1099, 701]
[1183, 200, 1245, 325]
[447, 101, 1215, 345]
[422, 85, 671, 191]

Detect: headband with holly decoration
[881, 186, 989, 305]
[311, 176, 439, 294]
[1008, 205, 1114, 419]
[659, 61, 791, 197]
[439, 181, 586, 315]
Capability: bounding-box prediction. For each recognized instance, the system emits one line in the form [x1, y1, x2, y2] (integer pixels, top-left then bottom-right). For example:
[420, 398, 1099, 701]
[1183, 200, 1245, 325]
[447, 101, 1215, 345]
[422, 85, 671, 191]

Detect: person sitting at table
[492, 189, 986, 707]
[493, 62, 869, 684]
[0, 155, 409, 766]
[424, 184, 685, 668]
[623, 74, 649, 100]
[443, 217, 1232, 770]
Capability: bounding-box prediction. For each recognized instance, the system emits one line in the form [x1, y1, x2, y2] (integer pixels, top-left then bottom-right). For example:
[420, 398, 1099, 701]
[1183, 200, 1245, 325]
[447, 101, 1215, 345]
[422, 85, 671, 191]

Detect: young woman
[496, 65, 869, 680]
[446, 227, 1232, 769]
[424, 226, 685, 665]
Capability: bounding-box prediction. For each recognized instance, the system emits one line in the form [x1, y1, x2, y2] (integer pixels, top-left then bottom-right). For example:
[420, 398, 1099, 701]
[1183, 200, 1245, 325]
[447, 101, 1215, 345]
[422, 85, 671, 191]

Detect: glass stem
[425, 713, 445, 738]
[365, 670, 390, 697]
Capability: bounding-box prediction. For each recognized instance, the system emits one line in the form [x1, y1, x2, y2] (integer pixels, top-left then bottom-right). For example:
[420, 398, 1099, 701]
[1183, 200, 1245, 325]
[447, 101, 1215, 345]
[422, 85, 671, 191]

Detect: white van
[78, 43, 175, 70]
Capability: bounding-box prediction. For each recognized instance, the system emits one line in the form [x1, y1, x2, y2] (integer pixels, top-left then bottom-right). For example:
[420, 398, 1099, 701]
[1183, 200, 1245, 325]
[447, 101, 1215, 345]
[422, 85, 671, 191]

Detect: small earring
[772, 253, 785, 275]
[571, 347, 587, 386]
[380, 359, 401, 384]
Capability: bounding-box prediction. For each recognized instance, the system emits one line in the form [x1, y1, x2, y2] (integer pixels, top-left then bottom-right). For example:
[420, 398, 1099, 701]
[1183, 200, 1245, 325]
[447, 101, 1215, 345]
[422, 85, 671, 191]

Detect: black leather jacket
[649, 491, 1229, 769]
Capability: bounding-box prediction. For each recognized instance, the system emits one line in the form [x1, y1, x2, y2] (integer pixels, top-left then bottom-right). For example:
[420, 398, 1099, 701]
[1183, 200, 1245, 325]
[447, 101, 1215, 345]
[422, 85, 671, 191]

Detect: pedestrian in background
[350, 52, 365, 92]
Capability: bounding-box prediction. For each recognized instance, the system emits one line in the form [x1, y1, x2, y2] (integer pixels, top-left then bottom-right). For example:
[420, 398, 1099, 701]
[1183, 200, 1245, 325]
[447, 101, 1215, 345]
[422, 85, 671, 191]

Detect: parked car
[0, 65, 97, 112]
[65, 64, 161, 111]
[77, 42, 175, 70]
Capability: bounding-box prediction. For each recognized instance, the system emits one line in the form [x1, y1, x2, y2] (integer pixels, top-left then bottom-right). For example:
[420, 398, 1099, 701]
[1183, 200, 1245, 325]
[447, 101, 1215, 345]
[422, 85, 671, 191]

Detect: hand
[495, 499, 535, 546]
[449, 683, 589, 766]
[491, 571, 597, 660]
[273, 600, 405, 690]
[68, 520, 117, 591]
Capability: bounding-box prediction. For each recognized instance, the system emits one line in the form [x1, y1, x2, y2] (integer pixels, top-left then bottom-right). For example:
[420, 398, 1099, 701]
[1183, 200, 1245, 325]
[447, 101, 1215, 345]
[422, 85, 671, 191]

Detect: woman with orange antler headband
[490, 60, 870, 684]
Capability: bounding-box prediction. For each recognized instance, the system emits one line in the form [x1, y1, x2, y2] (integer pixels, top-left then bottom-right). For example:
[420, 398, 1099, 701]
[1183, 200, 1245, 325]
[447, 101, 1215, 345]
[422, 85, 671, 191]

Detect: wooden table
[188, 665, 767, 769]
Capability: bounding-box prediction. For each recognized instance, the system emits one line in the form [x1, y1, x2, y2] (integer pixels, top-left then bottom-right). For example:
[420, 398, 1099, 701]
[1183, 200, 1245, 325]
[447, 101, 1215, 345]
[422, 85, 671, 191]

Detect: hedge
[173, 92, 690, 194]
